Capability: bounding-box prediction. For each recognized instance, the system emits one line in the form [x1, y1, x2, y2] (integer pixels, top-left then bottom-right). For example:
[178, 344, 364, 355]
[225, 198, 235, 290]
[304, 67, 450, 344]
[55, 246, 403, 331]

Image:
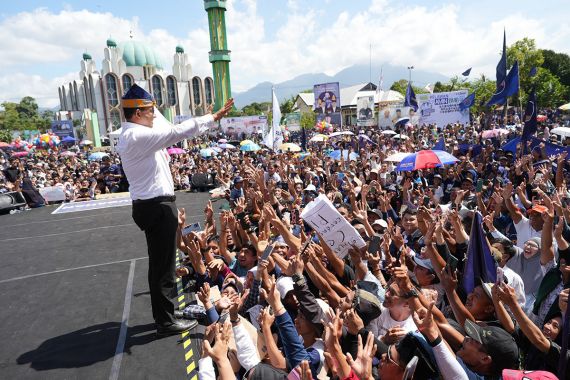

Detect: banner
[50, 120, 75, 138]
[39, 186, 66, 202]
[314, 82, 342, 129]
[284, 112, 301, 132]
[417, 90, 470, 128]
[377, 104, 418, 129]
[356, 96, 376, 127]
[219, 116, 268, 139]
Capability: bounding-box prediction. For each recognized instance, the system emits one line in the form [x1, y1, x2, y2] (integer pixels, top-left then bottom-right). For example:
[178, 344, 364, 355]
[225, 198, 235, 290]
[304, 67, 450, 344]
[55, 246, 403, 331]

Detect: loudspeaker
[0, 191, 27, 214]
[191, 173, 214, 192]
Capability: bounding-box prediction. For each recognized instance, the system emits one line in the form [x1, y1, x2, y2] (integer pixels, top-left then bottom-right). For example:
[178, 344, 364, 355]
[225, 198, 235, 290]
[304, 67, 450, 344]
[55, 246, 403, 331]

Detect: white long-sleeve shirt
[232, 322, 261, 371]
[116, 113, 214, 200]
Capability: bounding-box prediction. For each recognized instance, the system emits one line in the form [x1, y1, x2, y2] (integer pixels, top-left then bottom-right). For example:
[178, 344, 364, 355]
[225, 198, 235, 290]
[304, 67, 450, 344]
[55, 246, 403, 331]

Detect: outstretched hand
[212, 98, 234, 121]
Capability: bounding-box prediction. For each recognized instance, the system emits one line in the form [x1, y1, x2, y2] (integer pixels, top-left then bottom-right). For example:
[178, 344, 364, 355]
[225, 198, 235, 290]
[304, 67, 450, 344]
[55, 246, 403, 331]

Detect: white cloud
[0, 1, 569, 108]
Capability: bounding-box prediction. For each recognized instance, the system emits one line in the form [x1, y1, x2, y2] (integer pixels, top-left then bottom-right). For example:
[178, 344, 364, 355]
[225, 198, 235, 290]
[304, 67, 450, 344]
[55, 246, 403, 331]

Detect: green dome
[175, 45, 184, 53]
[120, 40, 163, 69]
[82, 52, 92, 60]
[106, 38, 117, 48]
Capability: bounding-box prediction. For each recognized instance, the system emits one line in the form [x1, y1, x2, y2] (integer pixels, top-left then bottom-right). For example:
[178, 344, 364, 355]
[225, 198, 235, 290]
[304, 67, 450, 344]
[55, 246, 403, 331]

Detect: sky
[1, 0, 569, 108]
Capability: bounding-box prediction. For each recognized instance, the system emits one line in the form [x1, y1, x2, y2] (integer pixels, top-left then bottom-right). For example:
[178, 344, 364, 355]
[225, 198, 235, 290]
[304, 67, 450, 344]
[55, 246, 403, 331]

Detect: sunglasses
[387, 345, 403, 368]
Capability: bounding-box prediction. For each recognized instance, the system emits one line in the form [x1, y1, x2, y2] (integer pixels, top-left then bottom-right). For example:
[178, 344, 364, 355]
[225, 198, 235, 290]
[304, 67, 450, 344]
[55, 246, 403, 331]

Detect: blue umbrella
[200, 148, 218, 158]
[61, 136, 76, 144]
[88, 152, 109, 161]
[240, 142, 261, 152]
[328, 150, 359, 161]
[396, 150, 458, 171]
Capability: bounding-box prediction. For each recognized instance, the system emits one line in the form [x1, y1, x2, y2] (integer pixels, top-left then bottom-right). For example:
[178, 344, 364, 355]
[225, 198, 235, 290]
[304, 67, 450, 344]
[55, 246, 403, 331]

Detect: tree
[0, 129, 11, 143]
[0, 97, 53, 133]
[541, 49, 570, 100]
[280, 96, 296, 115]
[300, 112, 316, 130]
[390, 79, 428, 96]
[507, 38, 544, 104]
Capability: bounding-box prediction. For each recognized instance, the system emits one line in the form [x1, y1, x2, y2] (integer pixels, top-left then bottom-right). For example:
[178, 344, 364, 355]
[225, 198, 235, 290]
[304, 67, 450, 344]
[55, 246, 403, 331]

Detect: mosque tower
[204, 0, 232, 111]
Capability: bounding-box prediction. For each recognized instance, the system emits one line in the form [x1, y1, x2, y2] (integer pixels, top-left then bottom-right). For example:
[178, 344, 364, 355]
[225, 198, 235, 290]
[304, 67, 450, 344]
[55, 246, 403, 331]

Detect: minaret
[204, 0, 232, 111]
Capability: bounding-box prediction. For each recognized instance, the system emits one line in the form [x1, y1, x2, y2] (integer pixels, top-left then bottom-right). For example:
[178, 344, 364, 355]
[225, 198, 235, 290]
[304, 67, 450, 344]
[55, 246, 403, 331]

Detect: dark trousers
[132, 200, 177, 326]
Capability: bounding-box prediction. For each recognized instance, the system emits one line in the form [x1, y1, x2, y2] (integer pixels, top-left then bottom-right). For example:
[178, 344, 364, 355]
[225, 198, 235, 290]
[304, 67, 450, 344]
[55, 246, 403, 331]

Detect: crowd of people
[1, 107, 570, 379]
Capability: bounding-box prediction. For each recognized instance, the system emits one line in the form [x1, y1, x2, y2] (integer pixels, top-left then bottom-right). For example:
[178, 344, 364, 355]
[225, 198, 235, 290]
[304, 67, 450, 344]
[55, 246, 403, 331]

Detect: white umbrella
[381, 130, 397, 135]
[80, 139, 93, 145]
[393, 134, 409, 140]
[329, 131, 354, 137]
[385, 152, 411, 162]
[551, 127, 570, 138]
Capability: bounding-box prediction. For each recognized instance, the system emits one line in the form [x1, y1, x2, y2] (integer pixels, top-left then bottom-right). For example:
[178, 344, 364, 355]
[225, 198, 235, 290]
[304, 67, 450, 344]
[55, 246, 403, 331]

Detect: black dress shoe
[156, 319, 198, 337]
[174, 310, 183, 319]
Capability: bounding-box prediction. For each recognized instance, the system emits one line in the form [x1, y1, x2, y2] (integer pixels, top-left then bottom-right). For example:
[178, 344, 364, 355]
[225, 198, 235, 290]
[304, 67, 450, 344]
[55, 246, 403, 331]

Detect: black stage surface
[0, 191, 211, 379]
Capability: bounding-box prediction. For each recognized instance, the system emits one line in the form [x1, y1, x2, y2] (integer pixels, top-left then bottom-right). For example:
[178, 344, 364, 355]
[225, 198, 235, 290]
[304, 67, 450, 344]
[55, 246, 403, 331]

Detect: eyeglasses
[387, 345, 403, 368]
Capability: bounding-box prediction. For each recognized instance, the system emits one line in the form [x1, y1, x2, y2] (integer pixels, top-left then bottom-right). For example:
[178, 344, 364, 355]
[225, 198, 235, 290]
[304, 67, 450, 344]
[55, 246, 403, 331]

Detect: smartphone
[261, 243, 274, 261]
[423, 196, 430, 207]
[496, 266, 505, 285]
[299, 236, 313, 256]
[402, 356, 419, 380]
[182, 222, 201, 236]
[368, 234, 381, 255]
[291, 208, 300, 225]
[476, 179, 484, 193]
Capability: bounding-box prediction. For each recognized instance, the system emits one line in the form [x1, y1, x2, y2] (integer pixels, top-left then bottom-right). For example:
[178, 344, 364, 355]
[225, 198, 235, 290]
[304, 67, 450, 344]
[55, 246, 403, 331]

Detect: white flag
[262, 88, 283, 150]
[424, 83, 433, 93]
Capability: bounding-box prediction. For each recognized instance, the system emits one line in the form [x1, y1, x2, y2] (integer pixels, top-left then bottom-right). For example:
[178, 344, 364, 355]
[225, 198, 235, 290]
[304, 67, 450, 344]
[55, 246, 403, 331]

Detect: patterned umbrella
[396, 150, 459, 171]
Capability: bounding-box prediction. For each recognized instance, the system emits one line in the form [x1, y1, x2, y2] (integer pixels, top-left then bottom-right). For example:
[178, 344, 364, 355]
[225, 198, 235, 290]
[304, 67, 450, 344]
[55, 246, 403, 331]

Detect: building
[57, 37, 215, 147]
[294, 82, 404, 126]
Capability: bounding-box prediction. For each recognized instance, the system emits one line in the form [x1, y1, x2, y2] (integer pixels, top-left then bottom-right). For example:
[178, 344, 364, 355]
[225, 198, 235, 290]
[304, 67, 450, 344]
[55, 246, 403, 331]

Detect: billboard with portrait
[314, 82, 342, 129]
[377, 104, 419, 129]
[417, 90, 470, 128]
[50, 120, 75, 138]
[220, 116, 268, 139]
[356, 96, 376, 127]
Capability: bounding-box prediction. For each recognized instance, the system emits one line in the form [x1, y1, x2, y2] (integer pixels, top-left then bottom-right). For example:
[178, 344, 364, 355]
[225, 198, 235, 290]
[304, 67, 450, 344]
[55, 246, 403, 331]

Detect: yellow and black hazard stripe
[176, 250, 198, 380]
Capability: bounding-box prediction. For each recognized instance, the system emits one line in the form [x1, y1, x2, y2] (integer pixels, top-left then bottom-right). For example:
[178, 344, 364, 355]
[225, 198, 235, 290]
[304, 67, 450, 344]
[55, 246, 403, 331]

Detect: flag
[424, 83, 433, 93]
[433, 136, 445, 151]
[522, 88, 537, 141]
[486, 61, 519, 106]
[495, 30, 507, 91]
[459, 92, 476, 111]
[404, 82, 418, 111]
[463, 211, 497, 293]
[462, 67, 472, 77]
[262, 88, 283, 150]
[301, 126, 307, 151]
[529, 66, 537, 77]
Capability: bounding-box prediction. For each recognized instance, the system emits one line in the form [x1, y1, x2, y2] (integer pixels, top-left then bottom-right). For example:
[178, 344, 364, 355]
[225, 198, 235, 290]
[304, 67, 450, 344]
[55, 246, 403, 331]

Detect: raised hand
[346, 333, 376, 380]
[202, 321, 232, 362]
[178, 208, 186, 227]
[212, 98, 234, 121]
[412, 302, 439, 341]
[197, 283, 211, 307]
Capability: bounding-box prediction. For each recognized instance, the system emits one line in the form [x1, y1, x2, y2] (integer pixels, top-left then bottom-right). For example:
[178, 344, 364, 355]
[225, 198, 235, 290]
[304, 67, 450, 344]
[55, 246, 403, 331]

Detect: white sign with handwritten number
[301, 194, 366, 258]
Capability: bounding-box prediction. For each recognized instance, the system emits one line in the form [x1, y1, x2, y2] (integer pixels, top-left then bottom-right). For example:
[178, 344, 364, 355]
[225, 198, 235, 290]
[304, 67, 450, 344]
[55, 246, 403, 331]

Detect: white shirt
[513, 216, 540, 249]
[367, 305, 418, 339]
[117, 114, 214, 200]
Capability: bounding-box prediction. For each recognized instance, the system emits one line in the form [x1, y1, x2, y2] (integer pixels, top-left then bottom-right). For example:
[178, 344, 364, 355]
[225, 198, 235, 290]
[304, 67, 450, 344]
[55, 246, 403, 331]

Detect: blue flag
[495, 30, 507, 91]
[433, 136, 445, 151]
[529, 66, 537, 77]
[522, 89, 537, 141]
[404, 82, 418, 111]
[463, 211, 497, 294]
[301, 126, 307, 151]
[459, 92, 476, 111]
[462, 67, 472, 77]
[486, 61, 519, 106]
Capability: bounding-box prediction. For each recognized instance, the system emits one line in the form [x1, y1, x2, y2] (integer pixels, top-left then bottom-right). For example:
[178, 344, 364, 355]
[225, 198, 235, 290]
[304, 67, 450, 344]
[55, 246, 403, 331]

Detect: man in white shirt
[117, 84, 233, 336]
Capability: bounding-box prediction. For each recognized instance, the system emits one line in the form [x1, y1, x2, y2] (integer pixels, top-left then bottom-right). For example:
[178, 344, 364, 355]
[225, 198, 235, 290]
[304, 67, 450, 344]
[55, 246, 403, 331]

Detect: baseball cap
[304, 184, 317, 192]
[276, 276, 295, 299]
[233, 176, 244, 184]
[372, 219, 388, 228]
[464, 320, 519, 374]
[528, 204, 548, 214]
[413, 256, 435, 272]
[367, 208, 383, 218]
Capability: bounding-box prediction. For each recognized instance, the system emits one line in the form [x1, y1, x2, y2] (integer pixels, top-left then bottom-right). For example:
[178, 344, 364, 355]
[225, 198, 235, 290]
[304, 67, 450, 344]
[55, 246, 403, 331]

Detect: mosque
[56, 37, 215, 146]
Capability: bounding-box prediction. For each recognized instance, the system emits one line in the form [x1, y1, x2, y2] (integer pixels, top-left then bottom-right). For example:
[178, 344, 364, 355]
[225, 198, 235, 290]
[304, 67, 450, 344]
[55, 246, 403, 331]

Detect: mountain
[232, 63, 449, 108]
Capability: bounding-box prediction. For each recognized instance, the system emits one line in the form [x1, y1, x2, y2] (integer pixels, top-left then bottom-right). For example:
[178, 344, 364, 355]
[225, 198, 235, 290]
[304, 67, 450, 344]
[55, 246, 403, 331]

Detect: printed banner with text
[417, 90, 470, 128]
[357, 96, 376, 127]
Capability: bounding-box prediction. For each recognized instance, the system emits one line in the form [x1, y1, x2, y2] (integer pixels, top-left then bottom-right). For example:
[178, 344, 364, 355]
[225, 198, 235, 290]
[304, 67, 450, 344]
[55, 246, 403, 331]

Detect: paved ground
[0, 191, 212, 380]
